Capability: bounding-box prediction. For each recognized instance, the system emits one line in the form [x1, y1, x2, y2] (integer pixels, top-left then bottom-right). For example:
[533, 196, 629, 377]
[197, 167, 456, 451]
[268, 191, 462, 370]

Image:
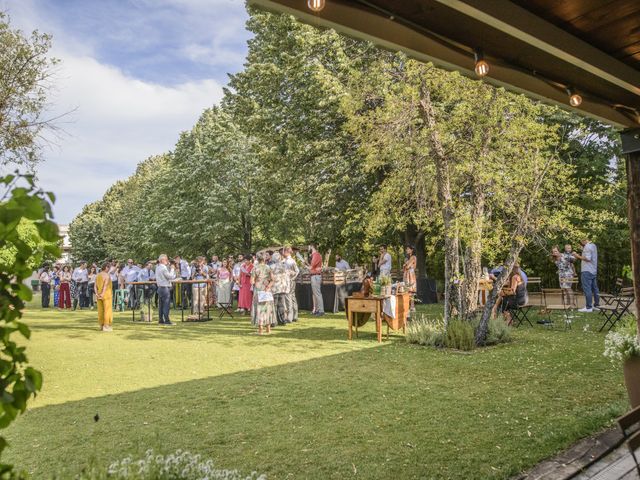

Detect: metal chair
[600, 277, 625, 306]
[114, 289, 127, 312]
[598, 287, 635, 332]
[542, 288, 573, 329]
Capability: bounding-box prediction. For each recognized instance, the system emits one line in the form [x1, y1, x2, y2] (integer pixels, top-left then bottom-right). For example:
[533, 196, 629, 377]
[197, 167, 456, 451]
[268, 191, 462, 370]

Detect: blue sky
[1, 0, 252, 223]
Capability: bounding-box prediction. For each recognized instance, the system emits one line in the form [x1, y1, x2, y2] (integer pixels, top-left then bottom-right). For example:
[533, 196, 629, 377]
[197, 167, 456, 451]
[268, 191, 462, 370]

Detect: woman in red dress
[238, 255, 254, 314]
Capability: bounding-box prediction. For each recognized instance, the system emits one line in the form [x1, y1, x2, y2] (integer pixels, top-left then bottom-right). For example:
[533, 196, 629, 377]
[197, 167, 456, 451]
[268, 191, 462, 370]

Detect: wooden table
[345, 293, 411, 343]
[346, 295, 385, 342]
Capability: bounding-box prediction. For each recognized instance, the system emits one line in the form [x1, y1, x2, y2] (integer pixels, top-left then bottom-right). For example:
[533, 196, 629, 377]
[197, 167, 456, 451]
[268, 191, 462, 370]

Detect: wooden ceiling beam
[434, 0, 640, 97]
[248, 0, 638, 128]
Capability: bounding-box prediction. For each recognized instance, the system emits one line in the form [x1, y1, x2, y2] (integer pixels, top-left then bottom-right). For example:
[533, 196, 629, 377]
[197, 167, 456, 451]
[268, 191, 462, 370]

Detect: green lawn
[3, 299, 630, 479]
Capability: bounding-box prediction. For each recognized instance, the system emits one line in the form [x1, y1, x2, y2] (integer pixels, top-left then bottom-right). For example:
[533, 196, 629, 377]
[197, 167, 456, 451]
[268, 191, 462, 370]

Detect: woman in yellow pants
[95, 262, 113, 331]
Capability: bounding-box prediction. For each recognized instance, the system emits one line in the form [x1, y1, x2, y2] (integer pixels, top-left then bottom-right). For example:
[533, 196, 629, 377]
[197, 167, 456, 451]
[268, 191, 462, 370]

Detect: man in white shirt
[121, 259, 141, 309]
[39, 266, 51, 308]
[156, 254, 176, 325]
[283, 247, 300, 322]
[378, 245, 392, 277]
[72, 261, 89, 309]
[335, 254, 350, 271]
[574, 238, 600, 312]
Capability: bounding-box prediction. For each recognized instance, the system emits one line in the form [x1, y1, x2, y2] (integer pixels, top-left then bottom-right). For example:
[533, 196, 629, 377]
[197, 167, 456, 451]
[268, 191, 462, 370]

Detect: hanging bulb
[567, 88, 582, 107]
[307, 0, 325, 12]
[474, 49, 489, 77]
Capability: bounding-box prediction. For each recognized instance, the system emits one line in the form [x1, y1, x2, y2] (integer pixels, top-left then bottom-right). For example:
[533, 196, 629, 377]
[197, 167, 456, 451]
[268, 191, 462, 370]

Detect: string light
[307, 0, 325, 12]
[474, 49, 489, 77]
[566, 87, 582, 107]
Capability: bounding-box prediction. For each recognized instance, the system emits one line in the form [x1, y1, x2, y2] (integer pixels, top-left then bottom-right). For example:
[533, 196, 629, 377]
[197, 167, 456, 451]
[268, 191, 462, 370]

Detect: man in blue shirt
[174, 255, 192, 309]
[138, 261, 156, 306]
[574, 238, 599, 312]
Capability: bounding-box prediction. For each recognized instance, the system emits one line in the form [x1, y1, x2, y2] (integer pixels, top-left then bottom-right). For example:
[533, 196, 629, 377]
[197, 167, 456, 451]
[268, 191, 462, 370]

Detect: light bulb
[569, 92, 582, 107]
[475, 60, 489, 77]
[307, 0, 325, 12]
[474, 49, 489, 77]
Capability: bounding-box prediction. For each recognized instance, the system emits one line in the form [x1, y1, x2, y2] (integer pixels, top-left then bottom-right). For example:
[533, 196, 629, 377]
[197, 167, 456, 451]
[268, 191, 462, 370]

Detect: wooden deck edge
[514, 427, 625, 480]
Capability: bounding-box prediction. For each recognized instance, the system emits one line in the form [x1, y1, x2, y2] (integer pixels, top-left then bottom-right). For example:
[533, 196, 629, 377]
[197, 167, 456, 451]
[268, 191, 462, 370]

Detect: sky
[1, 0, 252, 223]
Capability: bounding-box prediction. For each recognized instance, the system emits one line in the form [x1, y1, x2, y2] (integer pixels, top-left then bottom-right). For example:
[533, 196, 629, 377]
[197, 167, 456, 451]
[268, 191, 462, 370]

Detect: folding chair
[218, 301, 234, 319]
[600, 277, 625, 306]
[598, 288, 635, 332]
[617, 405, 640, 475]
[512, 303, 533, 327]
[618, 404, 640, 439]
[542, 288, 573, 329]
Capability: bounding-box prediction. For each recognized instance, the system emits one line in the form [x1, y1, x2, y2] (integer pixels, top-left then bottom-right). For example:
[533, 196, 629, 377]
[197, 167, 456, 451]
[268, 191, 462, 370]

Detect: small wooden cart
[345, 292, 411, 342]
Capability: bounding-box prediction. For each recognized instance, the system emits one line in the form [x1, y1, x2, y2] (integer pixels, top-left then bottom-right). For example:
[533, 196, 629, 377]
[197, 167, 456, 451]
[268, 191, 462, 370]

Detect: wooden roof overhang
[248, 0, 640, 130]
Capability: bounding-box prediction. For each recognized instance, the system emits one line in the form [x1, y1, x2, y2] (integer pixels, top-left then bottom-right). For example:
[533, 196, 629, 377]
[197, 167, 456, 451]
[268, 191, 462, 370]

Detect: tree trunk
[475, 155, 552, 344]
[461, 183, 485, 319]
[475, 241, 523, 344]
[419, 88, 459, 324]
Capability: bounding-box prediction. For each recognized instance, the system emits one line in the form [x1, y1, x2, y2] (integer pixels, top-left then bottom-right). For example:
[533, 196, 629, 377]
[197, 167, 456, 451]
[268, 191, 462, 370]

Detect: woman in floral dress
[251, 252, 275, 335]
[550, 245, 576, 307]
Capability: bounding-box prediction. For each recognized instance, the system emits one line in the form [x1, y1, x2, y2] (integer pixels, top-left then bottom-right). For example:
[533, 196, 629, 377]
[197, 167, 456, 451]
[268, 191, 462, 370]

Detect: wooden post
[627, 151, 640, 323]
[622, 130, 640, 328]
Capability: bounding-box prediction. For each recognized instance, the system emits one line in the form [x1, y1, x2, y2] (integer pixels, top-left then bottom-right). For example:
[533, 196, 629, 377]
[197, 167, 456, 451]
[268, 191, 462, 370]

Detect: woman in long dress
[403, 245, 418, 313]
[216, 259, 233, 307]
[238, 255, 254, 314]
[251, 252, 275, 334]
[95, 262, 113, 331]
[59, 265, 72, 309]
[550, 246, 575, 307]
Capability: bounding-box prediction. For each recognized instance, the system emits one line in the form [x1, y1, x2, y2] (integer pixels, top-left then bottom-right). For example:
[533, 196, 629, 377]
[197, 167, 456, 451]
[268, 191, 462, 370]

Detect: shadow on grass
[4, 332, 628, 480]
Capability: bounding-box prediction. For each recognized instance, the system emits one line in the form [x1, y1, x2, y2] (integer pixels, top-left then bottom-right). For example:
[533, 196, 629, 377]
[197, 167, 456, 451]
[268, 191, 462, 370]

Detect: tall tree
[0, 12, 60, 168]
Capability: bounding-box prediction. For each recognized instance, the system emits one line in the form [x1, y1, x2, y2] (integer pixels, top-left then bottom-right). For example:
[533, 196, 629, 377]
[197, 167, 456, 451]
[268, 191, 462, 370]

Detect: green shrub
[405, 315, 445, 347]
[444, 319, 475, 351]
[484, 317, 512, 346]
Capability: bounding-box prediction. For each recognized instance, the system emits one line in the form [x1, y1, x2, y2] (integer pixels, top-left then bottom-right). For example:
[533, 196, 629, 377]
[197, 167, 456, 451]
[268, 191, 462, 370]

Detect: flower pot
[624, 356, 640, 408]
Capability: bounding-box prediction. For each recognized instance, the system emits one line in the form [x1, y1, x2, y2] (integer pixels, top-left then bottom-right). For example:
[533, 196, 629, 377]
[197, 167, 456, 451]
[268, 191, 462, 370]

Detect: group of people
[41, 247, 306, 333]
[550, 238, 599, 312]
[491, 237, 600, 325]
[38, 262, 98, 310]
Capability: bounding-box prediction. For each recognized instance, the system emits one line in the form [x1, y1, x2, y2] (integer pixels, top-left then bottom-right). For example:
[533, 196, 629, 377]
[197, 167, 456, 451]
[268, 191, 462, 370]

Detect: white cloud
[37, 52, 224, 223]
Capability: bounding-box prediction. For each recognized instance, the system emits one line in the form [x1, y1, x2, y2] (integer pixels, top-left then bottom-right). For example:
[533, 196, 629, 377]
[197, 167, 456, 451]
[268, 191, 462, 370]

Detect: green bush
[484, 317, 512, 346]
[405, 315, 445, 347]
[444, 319, 476, 351]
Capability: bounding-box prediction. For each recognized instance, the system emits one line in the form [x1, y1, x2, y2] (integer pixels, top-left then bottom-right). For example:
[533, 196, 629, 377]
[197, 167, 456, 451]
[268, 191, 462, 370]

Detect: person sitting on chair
[500, 265, 527, 326]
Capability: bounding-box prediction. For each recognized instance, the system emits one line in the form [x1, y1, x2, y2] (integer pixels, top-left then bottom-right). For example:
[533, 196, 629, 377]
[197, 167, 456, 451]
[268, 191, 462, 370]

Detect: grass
[3, 298, 631, 479]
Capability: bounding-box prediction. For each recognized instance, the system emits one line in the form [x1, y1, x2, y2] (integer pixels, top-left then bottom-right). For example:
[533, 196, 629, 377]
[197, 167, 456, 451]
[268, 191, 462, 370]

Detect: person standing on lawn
[95, 262, 113, 331]
[573, 238, 599, 313]
[59, 265, 72, 309]
[309, 244, 324, 316]
[39, 266, 51, 308]
[156, 254, 176, 325]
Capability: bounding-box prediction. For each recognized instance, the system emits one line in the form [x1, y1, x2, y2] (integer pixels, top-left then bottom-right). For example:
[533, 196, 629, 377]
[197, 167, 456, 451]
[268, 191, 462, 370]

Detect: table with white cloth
[345, 293, 411, 343]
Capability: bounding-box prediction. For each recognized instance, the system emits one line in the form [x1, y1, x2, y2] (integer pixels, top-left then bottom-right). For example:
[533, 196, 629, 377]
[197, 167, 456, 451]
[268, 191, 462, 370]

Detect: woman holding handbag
[251, 252, 276, 335]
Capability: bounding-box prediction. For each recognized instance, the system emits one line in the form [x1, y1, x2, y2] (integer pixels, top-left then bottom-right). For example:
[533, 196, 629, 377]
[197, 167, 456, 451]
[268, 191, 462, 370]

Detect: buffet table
[295, 282, 362, 313]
